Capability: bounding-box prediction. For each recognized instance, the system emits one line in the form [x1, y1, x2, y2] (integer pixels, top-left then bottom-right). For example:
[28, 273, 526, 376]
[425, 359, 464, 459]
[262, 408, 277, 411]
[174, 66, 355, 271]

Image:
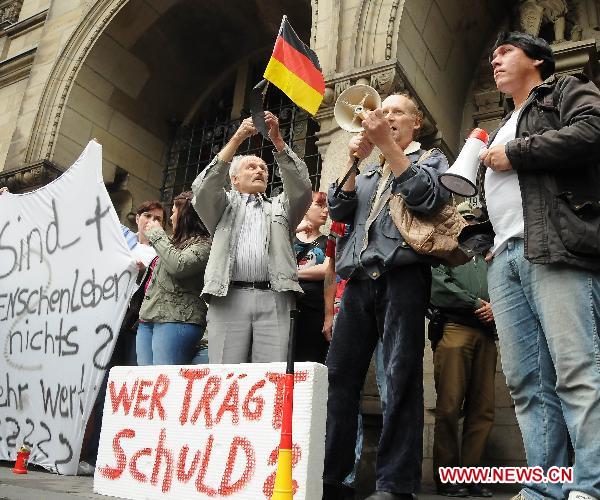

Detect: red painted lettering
[215, 379, 240, 425]
[218, 437, 255, 496]
[129, 447, 152, 482]
[195, 434, 218, 496]
[191, 375, 221, 428]
[242, 379, 265, 421]
[109, 380, 138, 415]
[176, 445, 201, 483]
[266, 371, 308, 429]
[262, 443, 301, 498]
[149, 373, 170, 420]
[178, 368, 209, 425]
[150, 428, 173, 493]
[133, 379, 152, 418]
[98, 428, 135, 479]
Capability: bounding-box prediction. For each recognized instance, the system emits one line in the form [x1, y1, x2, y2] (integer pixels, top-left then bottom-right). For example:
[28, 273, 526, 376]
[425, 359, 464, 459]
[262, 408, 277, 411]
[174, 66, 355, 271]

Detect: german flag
[264, 16, 325, 115]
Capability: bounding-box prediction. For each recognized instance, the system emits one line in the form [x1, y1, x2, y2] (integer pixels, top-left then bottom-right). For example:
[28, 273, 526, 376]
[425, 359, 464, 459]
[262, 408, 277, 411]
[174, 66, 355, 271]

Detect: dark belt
[230, 280, 271, 290]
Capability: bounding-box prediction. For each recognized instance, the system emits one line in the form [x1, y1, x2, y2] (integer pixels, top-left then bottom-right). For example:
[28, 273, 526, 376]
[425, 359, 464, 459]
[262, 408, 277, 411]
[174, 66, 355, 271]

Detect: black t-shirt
[294, 234, 328, 310]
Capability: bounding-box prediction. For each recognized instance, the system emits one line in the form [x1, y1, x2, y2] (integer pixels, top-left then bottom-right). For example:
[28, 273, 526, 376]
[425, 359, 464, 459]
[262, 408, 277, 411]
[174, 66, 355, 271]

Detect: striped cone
[271, 311, 298, 500]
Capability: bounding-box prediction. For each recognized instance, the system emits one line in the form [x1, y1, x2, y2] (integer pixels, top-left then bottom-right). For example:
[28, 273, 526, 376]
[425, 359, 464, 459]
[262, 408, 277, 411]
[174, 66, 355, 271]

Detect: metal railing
[161, 101, 322, 205]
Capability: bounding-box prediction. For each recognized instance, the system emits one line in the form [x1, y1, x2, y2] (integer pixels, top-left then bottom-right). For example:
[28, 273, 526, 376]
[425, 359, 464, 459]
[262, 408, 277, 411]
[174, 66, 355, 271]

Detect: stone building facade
[1, 0, 599, 489]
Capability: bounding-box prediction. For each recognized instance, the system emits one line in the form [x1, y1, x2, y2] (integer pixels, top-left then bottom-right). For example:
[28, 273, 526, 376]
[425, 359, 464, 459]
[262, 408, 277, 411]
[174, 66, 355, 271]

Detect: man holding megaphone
[323, 93, 450, 500]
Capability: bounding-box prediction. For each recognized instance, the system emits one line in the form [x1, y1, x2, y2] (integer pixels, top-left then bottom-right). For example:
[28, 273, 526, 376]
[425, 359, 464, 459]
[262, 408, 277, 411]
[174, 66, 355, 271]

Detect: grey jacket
[329, 147, 450, 280]
[139, 228, 210, 327]
[191, 145, 312, 298]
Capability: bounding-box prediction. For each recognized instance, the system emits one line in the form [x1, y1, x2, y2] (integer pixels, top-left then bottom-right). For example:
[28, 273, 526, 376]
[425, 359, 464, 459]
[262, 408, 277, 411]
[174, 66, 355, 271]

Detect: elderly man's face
[232, 156, 268, 194]
[381, 95, 421, 149]
[491, 44, 543, 95]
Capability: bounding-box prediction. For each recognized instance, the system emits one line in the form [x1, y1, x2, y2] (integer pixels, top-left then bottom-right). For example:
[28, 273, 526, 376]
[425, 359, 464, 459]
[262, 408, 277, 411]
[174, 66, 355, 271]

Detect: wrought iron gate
[161, 83, 322, 206]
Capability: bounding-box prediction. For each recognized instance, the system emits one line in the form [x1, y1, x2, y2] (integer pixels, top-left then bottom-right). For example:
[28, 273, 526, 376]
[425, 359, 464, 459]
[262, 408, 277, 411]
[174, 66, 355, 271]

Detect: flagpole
[271, 309, 298, 500]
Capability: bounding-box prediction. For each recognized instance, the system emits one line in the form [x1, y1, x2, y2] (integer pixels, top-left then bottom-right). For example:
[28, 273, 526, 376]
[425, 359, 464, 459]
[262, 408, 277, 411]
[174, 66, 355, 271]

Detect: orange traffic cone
[12, 445, 30, 474]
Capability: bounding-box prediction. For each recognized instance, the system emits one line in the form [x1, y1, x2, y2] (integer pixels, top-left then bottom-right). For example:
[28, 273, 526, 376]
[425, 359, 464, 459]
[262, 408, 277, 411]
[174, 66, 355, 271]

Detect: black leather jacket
[480, 73, 600, 270]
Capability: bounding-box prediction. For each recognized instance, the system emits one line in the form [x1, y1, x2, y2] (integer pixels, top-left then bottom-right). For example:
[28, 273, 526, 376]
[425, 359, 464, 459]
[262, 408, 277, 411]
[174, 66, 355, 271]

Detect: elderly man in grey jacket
[192, 111, 312, 363]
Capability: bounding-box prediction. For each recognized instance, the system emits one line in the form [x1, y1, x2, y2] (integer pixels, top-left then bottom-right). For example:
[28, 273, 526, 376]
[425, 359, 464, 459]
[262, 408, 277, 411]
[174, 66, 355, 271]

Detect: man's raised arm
[191, 118, 257, 234]
[266, 111, 311, 229]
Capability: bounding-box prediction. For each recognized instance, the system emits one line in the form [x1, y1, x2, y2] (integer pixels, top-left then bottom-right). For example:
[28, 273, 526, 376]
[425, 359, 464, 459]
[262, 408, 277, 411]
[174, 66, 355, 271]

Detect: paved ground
[0, 461, 517, 500]
[1, 462, 100, 500]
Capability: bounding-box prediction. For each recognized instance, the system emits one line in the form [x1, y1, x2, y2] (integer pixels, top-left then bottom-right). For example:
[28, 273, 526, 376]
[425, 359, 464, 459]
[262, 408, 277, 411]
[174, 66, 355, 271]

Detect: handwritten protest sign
[94, 363, 327, 499]
[0, 140, 137, 474]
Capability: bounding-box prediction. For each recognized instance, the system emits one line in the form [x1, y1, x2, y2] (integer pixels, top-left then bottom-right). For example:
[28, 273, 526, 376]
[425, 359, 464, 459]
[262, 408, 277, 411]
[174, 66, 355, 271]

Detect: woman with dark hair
[294, 191, 331, 363]
[136, 191, 211, 365]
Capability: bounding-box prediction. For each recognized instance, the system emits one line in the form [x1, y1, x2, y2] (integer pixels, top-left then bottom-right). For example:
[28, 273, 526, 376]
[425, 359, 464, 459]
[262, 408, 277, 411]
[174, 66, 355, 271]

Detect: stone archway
[26, 0, 312, 210]
[25, 0, 131, 165]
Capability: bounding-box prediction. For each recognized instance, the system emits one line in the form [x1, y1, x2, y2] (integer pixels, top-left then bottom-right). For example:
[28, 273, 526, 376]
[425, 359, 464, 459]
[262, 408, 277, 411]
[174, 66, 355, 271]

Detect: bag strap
[389, 148, 437, 208]
[416, 148, 437, 165]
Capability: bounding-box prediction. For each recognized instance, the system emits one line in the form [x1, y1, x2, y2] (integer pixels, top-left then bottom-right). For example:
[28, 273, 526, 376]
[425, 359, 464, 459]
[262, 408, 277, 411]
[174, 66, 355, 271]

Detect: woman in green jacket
[136, 191, 211, 365]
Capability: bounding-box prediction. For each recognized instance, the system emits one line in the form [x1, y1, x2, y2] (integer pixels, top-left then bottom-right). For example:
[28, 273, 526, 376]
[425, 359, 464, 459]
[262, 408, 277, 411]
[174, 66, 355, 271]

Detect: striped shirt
[121, 225, 157, 266]
[121, 225, 139, 250]
[231, 193, 269, 281]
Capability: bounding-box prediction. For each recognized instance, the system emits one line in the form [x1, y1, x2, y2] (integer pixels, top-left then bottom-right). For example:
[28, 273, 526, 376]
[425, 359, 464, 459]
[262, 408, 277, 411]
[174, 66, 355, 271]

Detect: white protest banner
[94, 363, 327, 499]
[0, 140, 138, 474]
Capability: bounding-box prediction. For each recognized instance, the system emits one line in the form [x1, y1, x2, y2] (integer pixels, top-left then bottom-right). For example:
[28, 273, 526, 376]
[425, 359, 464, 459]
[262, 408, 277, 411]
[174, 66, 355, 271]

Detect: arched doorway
[162, 58, 323, 205]
[46, 0, 316, 218]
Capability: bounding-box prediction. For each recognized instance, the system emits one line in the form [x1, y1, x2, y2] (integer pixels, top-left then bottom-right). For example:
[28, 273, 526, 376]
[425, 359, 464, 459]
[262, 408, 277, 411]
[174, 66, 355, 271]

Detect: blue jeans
[136, 322, 202, 365]
[488, 239, 600, 500]
[191, 346, 209, 364]
[324, 265, 430, 494]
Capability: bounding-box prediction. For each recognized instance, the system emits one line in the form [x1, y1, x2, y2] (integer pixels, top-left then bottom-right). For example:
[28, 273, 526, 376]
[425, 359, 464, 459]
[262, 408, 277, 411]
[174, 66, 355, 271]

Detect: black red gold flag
[264, 16, 325, 115]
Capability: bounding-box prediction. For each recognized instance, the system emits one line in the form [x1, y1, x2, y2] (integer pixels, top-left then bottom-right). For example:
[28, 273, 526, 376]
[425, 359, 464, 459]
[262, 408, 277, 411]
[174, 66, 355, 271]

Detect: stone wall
[1, 0, 600, 487]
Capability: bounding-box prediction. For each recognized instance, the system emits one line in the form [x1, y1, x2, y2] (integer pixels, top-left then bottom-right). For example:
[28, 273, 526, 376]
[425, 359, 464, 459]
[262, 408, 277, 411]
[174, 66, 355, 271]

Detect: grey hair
[229, 155, 246, 178]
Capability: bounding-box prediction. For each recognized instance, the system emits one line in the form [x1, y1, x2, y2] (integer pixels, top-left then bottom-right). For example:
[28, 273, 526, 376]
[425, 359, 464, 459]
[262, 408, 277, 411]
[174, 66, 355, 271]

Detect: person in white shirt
[122, 200, 166, 266]
[479, 31, 600, 500]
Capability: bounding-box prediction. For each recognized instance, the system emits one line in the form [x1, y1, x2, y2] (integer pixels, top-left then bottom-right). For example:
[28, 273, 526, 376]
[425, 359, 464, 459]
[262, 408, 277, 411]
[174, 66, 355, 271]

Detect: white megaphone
[440, 128, 489, 197]
[332, 84, 382, 196]
[334, 84, 381, 133]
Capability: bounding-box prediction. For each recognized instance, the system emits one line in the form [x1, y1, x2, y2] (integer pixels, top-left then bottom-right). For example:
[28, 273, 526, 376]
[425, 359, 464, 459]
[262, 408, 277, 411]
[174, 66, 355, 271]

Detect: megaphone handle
[333, 156, 361, 197]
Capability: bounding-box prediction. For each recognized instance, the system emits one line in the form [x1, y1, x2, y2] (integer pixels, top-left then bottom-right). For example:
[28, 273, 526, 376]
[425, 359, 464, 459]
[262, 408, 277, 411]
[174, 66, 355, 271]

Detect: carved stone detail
[323, 68, 407, 109]
[385, 0, 401, 60]
[0, 0, 23, 25]
[319, 63, 411, 117]
[0, 160, 62, 192]
[519, 0, 568, 42]
[370, 68, 403, 96]
[570, 0, 600, 41]
[520, 0, 544, 35]
[334, 80, 351, 102]
[323, 86, 335, 106]
[474, 89, 503, 113]
[25, 0, 129, 163]
[311, 0, 318, 48]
